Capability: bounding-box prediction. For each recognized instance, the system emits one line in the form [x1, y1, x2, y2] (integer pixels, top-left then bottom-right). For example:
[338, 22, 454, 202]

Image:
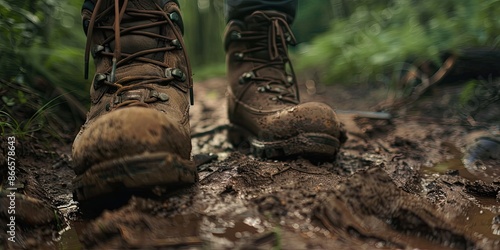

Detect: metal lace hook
[155, 2, 194, 105]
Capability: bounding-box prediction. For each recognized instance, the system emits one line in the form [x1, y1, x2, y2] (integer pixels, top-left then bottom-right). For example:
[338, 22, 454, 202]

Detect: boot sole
[73, 152, 197, 202]
[228, 124, 341, 161]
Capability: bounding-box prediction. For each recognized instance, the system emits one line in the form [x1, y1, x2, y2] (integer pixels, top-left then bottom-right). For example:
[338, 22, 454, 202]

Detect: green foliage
[459, 80, 478, 105]
[192, 63, 226, 82]
[179, 0, 227, 77]
[0, 95, 62, 139]
[0, 0, 90, 101]
[3, 0, 497, 102]
[273, 226, 282, 250]
[293, 0, 335, 43]
[297, 0, 500, 84]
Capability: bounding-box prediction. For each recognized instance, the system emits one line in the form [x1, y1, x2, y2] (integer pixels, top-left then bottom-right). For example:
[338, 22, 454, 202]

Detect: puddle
[422, 157, 480, 181]
[58, 221, 86, 250]
[421, 143, 500, 241]
[456, 197, 500, 240]
[423, 142, 499, 183]
[211, 218, 260, 241]
[55, 200, 85, 250]
[200, 214, 273, 249]
[463, 137, 500, 183]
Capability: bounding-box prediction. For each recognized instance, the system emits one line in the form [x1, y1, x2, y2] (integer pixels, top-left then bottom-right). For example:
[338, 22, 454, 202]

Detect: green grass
[273, 226, 282, 250]
[192, 63, 226, 82]
[0, 95, 63, 139]
[459, 80, 478, 105]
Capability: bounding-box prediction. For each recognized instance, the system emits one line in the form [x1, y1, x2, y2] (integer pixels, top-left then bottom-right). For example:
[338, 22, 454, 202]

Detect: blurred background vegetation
[1, 0, 499, 137]
[296, 0, 500, 84]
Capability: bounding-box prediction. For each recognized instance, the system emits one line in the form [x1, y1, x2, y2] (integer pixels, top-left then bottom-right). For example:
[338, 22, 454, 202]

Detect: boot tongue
[115, 64, 164, 85]
[113, 18, 164, 61]
[244, 11, 290, 82]
[96, 0, 174, 62]
[244, 11, 289, 31]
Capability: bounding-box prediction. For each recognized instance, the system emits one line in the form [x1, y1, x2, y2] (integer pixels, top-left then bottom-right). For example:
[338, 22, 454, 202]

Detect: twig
[378, 54, 457, 111]
[290, 166, 326, 175]
[271, 165, 291, 178]
[336, 110, 392, 120]
[191, 124, 230, 138]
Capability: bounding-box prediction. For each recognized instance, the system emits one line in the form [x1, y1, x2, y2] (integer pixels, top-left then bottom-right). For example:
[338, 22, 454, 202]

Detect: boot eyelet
[168, 12, 184, 33]
[169, 12, 180, 23]
[171, 39, 182, 49]
[287, 75, 294, 84]
[150, 90, 169, 102]
[165, 68, 186, 82]
[258, 86, 266, 92]
[230, 31, 241, 40]
[93, 73, 108, 90]
[239, 71, 254, 84]
[234, 52, 244, 60]
[271, 95, 283, 101]
[105, 103, 111, 111]
[92, 44, 111, 58]
[114, 94, 122, 104]
[92, 45, 105, 57]
[157, 93, 169, 102]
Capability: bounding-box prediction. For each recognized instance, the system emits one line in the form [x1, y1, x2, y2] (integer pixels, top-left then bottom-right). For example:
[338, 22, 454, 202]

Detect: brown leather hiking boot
[72, 0, 196, 201]
[225, 11, 346, 160]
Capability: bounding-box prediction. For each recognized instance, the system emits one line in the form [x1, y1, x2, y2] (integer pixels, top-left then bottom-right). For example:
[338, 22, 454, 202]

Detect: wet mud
[1, 77, 500, 249]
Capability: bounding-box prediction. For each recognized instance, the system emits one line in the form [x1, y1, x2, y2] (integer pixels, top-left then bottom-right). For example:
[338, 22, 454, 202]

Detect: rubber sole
[228, 124, 341, 161]
[73, 152, 197, 202]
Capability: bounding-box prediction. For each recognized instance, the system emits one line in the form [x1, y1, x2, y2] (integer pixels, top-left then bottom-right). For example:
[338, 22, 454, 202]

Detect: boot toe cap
[264, 102, 343, 139]
[72, 107, 191, 174]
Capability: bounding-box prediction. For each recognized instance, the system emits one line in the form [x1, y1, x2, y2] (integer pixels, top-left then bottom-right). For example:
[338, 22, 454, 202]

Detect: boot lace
[232, 11, 299, 104]
[83, 0, 193, 109]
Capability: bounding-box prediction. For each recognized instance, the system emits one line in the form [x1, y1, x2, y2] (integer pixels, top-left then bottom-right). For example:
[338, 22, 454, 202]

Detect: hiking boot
[224, 11, 346, 160]
[72, 0, 196, 201]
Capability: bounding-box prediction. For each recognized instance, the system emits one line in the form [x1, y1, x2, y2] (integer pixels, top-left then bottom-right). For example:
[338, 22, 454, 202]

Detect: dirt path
[1, 77, 500, 249]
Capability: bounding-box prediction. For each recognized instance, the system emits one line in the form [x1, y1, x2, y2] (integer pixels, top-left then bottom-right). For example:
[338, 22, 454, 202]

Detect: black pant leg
[224, 0, 298, 23]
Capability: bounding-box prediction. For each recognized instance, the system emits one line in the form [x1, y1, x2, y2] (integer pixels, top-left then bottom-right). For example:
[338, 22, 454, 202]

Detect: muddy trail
[1, 77, 500, 249]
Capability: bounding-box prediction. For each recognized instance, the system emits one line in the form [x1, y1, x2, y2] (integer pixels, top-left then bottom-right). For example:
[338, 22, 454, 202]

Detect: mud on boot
[224, 11, 347, 161]
[72, 0, 196, 202]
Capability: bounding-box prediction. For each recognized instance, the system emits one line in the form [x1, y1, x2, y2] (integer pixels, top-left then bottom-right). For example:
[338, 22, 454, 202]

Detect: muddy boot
[72, 0, 196, 202]
[225, 11, 346, 160]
